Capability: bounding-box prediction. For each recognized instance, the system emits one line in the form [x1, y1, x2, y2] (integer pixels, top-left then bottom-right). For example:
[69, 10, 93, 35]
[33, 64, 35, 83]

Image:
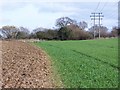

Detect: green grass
[34, 38, 118, 88]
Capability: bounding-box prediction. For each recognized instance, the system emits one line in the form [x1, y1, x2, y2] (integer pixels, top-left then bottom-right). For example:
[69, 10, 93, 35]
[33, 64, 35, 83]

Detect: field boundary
[30, 42, 64, 88]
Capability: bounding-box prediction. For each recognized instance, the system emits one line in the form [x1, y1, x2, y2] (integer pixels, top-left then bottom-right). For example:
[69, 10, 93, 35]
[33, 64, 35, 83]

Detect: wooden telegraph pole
[90, 13, 104, 39]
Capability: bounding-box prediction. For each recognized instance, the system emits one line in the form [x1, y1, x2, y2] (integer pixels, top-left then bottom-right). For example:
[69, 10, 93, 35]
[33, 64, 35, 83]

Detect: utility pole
[90, 12, 104, 39]
[98, 13, 104, 38]
[90, 13, 96, 39]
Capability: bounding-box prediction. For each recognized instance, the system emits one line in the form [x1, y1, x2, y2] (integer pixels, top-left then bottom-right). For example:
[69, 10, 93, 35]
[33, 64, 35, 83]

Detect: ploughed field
[1, 40, 55, 88]
[34, 38, 118, 88]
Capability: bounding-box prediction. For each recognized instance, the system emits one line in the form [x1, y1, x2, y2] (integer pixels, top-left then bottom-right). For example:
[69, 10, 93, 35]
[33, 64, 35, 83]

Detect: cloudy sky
[0, 0, 119, 31]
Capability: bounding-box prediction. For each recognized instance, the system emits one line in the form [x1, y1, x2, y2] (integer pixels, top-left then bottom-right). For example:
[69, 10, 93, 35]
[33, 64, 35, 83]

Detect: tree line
[0, 17, 118, 40]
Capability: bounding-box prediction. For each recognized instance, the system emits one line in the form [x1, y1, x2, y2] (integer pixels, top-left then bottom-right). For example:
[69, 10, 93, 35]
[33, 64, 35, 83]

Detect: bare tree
[78, 21, 88, 30]
[33, 27, 47, 34]
[0, 26, 19, 39]
[16, 27, 30, 39]
[89, 25, 108, 37]
[55, 17, 77, 28]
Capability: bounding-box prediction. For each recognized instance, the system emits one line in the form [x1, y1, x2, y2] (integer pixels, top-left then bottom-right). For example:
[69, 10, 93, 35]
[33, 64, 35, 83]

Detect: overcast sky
[0, 0, 119, 31]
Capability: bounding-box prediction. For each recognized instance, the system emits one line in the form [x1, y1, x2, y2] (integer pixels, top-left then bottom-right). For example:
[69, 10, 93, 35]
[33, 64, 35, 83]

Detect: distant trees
[36, 31, 47, 40]
[0, 17, 92, 40]
[55, 17, 92, 40]
[0, 26, 19, 39]
[58, 27, 71, 40]
[35, 29, 58, 40]
[65, 24, 92, 40]
[32, 24, 92, 40]
[109, 26, 118, 37]
[0, 16, 117, 40]
[16, 27, 30, 39]
[0, 26, 31, 39]
[78, 21, 88, 30]
[33, 27, 46, 34]
[89, 25, 108, 38]
[46, 29, 58, 40]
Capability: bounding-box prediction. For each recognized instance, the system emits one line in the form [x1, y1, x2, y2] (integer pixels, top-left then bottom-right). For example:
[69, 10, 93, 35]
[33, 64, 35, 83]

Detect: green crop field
[34, 38, 118, 88]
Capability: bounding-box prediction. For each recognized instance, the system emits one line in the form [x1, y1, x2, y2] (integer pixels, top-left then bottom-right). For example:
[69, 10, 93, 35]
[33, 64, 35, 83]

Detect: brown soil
[1, 40, 55, 88]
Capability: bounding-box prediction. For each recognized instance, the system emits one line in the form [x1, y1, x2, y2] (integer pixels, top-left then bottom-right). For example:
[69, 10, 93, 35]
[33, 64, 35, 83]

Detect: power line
[94, 0, 101, 12]
[89, 1, 118, 34]
[100, 1, 118, 24]
[100, 0, 109, 12]
[105, 9, 118, 19]
[100, 1, 118, 13]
